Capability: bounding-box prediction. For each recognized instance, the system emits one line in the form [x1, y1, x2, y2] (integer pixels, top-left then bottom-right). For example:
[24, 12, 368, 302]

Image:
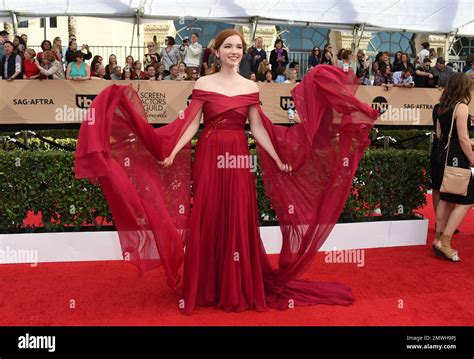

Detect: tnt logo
[372, 96, 389, 115]
[76, 94, 97, 109]
[280, 96, 295, 111]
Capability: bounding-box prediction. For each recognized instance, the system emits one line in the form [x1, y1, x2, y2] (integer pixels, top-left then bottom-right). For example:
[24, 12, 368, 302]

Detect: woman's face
[98, 56, 103, 64]
[314, 47, 320, 55]
[178, 63, 186, 72]
[55, 39, 62, 47]
[127, 57, 133, 65]
[124, 70, 131, 79]
[396, 52, 402, 59]
[157, 65, 164, 73]
[216, 35, 243, 68]
[401, 54, 408, 63]
[135, 62, 142, 70]
[250, 73, 256, 81]
[24, 51, 31, 60]
[43, 42, 51, 50]
[13, 38, 19, 46]
[265, 71, 272, 81]
[110, 55, 117, 64]
[21, 35, 27, 42]
[275, 41, 283, 49]
[384, 67, 391, 75]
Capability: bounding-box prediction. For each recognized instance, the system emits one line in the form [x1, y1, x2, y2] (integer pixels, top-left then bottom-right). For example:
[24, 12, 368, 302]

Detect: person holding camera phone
[65, 39, 92, 65]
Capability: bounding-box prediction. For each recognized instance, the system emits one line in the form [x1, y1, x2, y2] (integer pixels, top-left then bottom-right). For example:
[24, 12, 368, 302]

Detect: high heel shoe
[432, 232, 445, 257]
[439, 234, 460, 262]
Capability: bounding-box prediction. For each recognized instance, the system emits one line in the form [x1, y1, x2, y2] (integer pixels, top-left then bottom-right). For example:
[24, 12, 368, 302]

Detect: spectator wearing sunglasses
[186, 68, 199, 81]
[144, 42, 160, 70]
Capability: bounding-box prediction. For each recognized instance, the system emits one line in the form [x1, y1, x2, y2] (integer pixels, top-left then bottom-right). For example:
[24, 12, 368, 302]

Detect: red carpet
[1, 195, 473, 326]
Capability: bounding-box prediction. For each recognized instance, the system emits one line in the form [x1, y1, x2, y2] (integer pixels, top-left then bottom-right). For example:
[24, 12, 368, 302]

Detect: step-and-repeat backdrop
[1, 80, 473, 126]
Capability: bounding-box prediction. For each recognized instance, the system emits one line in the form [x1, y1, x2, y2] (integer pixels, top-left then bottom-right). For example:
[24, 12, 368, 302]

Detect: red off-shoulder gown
[74, 65, 379, 315]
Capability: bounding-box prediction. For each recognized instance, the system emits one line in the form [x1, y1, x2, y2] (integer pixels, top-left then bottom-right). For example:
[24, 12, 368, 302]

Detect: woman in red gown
[75, 30, 379, 315]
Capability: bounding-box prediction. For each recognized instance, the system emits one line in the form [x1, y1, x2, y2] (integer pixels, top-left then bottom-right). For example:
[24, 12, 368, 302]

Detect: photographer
[179, 33, 202, 73]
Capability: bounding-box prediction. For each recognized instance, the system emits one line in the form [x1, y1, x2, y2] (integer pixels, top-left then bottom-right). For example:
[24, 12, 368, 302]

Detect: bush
[0, 129, 79, 140]
[0, 150, 111, 232]
[0, 146, 430, 233]
[340, 149, 430, 221]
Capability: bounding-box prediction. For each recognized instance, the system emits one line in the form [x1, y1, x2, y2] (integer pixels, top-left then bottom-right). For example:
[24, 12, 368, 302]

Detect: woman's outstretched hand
[293, 111, 302, 123]
[276, 158, 292, 172]
[158, 153, 176, 168]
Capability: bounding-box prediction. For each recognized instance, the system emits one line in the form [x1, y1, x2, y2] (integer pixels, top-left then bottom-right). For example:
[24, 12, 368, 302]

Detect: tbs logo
[76, 94, 97, 109]
[280, 96, 295, 111]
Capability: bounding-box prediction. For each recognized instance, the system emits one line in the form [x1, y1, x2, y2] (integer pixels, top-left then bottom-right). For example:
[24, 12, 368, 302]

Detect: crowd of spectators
[0, 29, 471, 87]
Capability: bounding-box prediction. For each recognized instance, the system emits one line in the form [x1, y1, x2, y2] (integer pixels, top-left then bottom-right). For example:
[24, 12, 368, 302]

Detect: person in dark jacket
[269, 38, 289, 78]
[0, 41, 23, 80]
[65, 39, 92, 65]
[250, 36, 267, 74]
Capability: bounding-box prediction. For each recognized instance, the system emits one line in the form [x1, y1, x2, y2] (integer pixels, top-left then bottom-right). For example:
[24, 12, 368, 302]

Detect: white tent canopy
[1, 0, 473, 35]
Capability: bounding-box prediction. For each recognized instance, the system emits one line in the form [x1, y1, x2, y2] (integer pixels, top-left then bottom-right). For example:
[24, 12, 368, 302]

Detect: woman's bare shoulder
[455, 103, 469, 120]
[243, 77, 260, 93]
[193, 74, 218, 91]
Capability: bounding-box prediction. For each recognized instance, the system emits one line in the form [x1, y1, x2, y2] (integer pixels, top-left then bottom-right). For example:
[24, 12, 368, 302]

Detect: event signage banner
[0, 81, 473, 126]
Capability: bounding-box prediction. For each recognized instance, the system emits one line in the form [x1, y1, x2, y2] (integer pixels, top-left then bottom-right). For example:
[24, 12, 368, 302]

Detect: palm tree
[68, 16, 76, 38]
[4, 22, 13, 39]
